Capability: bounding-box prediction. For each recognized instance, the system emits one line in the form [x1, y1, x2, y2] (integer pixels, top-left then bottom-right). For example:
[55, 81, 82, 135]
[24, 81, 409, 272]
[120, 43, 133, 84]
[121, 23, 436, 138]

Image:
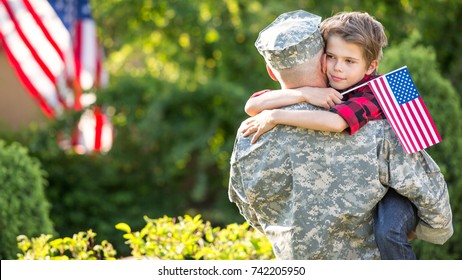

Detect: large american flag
[369, 66, 442, 154]
[0, 0, 111, 153]
[0, 0, 107, 116]
[0, 0, 73, 117]
[50, 0, 108, 111]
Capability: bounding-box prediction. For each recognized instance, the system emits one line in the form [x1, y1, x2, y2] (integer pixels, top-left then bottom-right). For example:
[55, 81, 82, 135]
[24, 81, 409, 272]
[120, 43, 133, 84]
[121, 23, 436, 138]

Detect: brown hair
[320, 12, 388, 66]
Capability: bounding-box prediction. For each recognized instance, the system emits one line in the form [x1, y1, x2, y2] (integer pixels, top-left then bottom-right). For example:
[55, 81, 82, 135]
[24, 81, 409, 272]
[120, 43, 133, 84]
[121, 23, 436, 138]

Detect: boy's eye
[326, 54, 334, 59]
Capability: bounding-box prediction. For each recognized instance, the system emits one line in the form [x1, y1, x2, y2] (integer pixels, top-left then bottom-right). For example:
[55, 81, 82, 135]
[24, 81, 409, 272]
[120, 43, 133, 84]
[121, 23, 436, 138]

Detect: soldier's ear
[266, 65, 279, 81]
[321, 53, 327, 75]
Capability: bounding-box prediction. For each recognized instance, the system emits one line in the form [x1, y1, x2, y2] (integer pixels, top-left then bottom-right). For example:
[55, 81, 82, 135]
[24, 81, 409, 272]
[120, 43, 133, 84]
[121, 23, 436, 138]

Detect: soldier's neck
[281, 77, 328, 89]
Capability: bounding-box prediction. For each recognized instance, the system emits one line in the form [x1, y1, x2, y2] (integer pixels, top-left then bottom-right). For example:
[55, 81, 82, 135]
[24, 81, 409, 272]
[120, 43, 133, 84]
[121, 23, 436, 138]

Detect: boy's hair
[320, 12, 388, 66]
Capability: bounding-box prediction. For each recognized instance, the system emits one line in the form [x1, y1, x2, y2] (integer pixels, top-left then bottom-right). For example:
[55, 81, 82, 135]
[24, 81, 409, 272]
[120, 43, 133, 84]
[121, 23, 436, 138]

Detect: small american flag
[369, 66, 442, 154]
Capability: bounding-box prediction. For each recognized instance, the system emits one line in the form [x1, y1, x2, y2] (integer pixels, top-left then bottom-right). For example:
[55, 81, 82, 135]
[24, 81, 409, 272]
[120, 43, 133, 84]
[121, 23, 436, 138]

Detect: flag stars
[388, 69, 420, 104]
[370, 67, 441, 153]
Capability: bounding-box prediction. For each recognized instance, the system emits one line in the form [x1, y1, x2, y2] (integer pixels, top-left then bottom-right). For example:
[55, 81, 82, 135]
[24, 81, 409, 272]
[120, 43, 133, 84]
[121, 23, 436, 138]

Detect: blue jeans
[374, 188, 418, 260]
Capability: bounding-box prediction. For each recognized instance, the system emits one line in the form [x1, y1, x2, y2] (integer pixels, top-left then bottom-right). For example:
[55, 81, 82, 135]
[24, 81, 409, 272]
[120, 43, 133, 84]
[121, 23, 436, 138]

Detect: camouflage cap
[255, 10, 324, 70]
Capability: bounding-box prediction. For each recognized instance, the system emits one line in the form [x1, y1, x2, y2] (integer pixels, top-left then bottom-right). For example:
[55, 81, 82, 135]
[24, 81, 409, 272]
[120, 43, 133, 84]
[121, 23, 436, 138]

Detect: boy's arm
[242, 91, 382, 143]
[241, 109, 348, 143]
[330, 94, 384, 135]
[245, 87, 342, 116]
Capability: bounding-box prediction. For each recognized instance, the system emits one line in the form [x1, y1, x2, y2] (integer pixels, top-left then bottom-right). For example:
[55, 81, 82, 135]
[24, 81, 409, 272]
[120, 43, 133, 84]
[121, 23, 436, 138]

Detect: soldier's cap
[255, 10, 324, 70]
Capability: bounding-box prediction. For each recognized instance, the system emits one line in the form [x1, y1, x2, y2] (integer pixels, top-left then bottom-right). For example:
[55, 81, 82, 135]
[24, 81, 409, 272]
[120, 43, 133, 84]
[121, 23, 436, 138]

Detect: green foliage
[0, 140, 54, 259]
[91, 0, 270, 89]
[16, 216, 274, 260]
[17, 230, 116, 260]
[90, 0, 462, 95]
[9, 76, 249, 257]
[116, 214, 274, 260]
[403, 0, 462, 94]
[381, 35, 462, 259]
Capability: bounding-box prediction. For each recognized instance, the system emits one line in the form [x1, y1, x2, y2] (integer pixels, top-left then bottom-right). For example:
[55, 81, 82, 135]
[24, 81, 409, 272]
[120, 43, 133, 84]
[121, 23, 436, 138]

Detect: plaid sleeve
[250, 89, 271, 98]
[330, 92, 384, 135]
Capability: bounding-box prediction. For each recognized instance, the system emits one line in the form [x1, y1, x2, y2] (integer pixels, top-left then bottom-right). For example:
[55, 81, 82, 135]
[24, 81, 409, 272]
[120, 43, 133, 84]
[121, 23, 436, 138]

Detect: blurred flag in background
[0, 0, 112, 154]
[50, 0, 108, 110]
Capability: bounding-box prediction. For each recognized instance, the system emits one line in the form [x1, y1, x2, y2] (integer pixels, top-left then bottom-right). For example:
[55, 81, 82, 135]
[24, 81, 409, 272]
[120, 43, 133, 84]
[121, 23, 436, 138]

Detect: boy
[241, 11, 451, 259]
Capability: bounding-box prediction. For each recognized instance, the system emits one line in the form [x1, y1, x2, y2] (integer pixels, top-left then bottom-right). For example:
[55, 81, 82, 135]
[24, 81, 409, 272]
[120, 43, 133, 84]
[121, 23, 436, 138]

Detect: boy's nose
[334, 62, 343, 72]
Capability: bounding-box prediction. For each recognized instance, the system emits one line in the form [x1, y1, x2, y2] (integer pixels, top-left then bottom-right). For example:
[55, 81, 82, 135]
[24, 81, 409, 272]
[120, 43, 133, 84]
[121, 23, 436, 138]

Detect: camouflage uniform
[228, 103, 453, 259]
[379, 117, 453, 244]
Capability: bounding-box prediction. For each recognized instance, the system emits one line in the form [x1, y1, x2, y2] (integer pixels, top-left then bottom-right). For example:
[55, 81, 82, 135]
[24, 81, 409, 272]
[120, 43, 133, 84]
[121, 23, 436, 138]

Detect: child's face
[325, 35, 376, 91]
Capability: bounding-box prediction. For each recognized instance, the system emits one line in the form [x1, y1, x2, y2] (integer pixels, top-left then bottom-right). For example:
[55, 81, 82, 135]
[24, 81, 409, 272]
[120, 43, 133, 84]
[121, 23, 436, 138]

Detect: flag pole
[340, 80, 371, 96]
[340, 66, 408, 96]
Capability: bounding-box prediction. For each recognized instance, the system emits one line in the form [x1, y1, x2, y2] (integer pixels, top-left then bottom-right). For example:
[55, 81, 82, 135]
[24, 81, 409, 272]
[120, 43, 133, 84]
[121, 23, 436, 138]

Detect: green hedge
[17, 215, 274, 260]
[0, 140, 54, 259]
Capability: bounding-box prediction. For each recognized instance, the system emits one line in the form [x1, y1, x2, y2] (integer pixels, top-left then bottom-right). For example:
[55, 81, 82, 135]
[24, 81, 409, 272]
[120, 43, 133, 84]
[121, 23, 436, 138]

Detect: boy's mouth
[330, 75, 345, 82]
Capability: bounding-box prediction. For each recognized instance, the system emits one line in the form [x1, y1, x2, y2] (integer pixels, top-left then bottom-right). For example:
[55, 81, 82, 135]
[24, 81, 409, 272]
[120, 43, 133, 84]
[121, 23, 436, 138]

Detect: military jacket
[228, 103, 452, 259]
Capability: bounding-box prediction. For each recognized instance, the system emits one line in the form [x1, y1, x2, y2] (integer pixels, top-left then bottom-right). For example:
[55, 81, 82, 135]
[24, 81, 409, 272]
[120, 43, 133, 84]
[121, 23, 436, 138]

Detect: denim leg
[374, 188, 418, 260]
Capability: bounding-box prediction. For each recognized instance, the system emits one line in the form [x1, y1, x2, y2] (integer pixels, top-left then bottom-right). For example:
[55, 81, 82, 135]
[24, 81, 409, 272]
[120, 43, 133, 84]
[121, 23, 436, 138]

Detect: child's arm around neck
[245, 87, 343, 116]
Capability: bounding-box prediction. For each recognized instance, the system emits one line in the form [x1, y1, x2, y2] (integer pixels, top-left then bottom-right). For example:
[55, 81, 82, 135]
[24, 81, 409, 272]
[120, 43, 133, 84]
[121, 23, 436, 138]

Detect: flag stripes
[369, 66, 441, 153]
[0, 0, 113, 153]
[0, 0, 73, 116]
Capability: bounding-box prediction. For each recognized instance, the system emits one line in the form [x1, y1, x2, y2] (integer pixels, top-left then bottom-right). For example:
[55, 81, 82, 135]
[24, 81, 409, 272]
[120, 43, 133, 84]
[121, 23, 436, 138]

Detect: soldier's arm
[245, 87, 342, 116]
[228, 165, 264, 233]
[229, 191, 264, 233]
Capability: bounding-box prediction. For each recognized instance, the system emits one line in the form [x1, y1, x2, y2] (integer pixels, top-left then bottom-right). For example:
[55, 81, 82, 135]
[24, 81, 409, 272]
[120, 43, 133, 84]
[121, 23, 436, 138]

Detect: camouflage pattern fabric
[228, 102, 453, 259]
[255, 10, 325, 70]
[379, 123, 453, 244]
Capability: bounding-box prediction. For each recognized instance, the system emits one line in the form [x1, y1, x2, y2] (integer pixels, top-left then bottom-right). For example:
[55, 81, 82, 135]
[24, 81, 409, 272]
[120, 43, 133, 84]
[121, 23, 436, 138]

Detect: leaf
[115, 222, 132, 233]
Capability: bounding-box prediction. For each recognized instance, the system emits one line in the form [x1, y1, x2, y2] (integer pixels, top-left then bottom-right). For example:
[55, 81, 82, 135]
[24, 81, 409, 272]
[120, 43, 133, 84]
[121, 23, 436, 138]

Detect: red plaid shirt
[330, 74, 385, 135]
[250, 89, 271, 98]
[250, 75, 385, 135]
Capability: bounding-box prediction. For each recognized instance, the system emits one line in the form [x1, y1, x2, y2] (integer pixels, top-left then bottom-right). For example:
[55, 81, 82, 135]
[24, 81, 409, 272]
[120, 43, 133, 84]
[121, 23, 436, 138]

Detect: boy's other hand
[408, 231, 417, 241]
[301, 87, 342, 109]
[240, 110, 277, 144]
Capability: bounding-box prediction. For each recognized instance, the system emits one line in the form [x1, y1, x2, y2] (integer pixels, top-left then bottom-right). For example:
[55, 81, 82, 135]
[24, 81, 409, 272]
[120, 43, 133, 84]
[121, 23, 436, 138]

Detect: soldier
[228, 10, 453, 259]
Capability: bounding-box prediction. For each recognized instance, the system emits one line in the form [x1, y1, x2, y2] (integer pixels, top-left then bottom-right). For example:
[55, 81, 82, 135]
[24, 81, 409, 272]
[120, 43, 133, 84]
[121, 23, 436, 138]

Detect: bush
[17, 230, 116, 260]
[116, 214, 274, 260]
[0, 140, 54, 259]
[16, 215, 274, 260]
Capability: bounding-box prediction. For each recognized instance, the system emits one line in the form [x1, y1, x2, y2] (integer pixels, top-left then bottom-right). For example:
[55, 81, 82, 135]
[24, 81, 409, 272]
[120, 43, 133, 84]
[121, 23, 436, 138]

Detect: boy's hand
[408, 231, 417, 241]
[301, 87, 342, 109]
[240, 110, 277, 144]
